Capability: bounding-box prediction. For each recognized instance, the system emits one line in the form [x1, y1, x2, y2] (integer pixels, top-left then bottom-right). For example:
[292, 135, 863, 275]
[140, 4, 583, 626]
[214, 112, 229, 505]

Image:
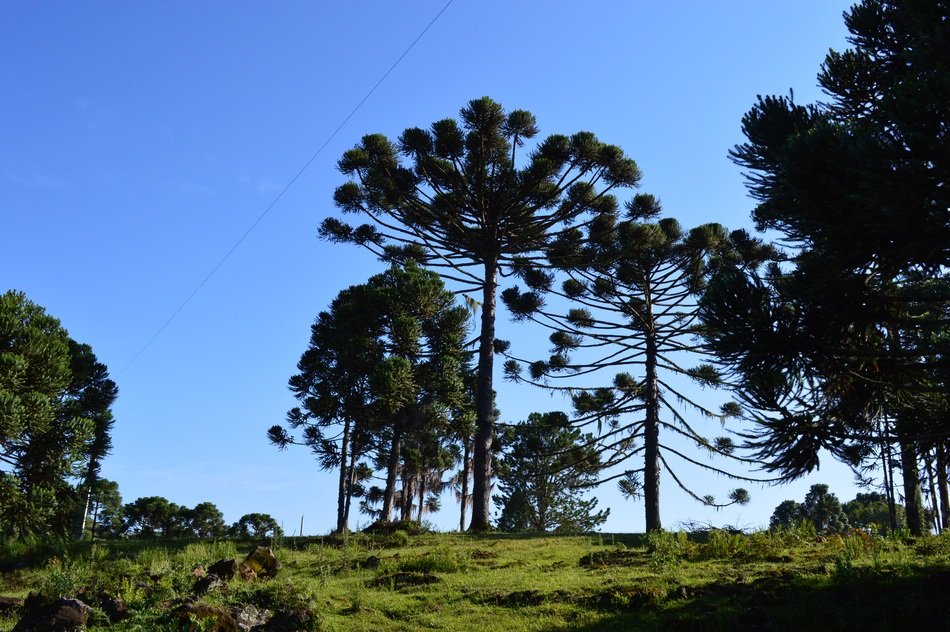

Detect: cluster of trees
[0, 290, 117, 541]
[769, 483, 908, 536]
[279, 0, 947, 534]
[84, 482, 282, 540]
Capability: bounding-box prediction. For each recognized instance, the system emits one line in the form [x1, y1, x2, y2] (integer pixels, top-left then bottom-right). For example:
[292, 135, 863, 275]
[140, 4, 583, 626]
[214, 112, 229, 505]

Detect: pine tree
[494, 412, 609, 533]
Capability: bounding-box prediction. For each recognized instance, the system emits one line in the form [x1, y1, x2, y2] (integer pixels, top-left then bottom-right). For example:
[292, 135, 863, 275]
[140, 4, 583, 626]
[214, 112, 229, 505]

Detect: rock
[238, 564, 258, 582]
[12, 593, 92, 631]
[208, 558, 239, 581]
[231, 603, 272, 631]
[99, 596, 129, 623]
[363, 555, 381, 569]
[193, 573, 227, 595]
[242, 547, 280, 579]
[170, 603, 238, 632]
[264, 607, 319, 631]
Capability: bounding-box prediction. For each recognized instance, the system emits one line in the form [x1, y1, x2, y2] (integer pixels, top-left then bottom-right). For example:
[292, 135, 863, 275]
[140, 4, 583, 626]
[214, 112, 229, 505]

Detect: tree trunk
[381, 423, 403, 523]
[937, 443, 950, 531]
[881, 417, 898, 533]
[924, 449, 941, 532]
[90, 500, 100, 541]
[470, 258, 498, 531]
[459, 440, 470, 531]
[898, 432, 925, 536]
[76, 481, 93, 540]
[644, 328, 662, 532]
[335, 418, 352, 534]
[343, 436, 359, 532]
[417, 475, 426, 523]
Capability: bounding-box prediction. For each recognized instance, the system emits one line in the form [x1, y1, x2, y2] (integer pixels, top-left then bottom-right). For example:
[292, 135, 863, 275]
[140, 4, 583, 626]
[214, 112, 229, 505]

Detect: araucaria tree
[502, 208, 759, 530]
[270, 262, 472, 531]
[321, 97, 641, 529]
[700, 0, 949, 535]
[0, 290, 118, 540]
[494, 411, 609, 533]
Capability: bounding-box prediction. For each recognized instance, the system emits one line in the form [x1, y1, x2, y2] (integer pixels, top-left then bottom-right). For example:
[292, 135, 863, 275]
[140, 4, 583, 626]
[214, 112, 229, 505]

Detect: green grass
[1, 528, 948, 631]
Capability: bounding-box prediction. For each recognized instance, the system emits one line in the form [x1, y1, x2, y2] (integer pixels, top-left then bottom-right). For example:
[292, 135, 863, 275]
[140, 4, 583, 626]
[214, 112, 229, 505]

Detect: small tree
[769, 500, 803, 531]
[86, 478, 122, 539]
[230, 513, 283, 539]
[843, 492, 906, 535]
[122, 496, 179, 539]
[185, 502, 227, 538]
[493, 411, 609, 533]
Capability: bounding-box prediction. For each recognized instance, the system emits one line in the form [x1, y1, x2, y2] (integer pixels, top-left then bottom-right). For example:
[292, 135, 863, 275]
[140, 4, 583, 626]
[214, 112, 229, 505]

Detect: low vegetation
[1, 527, 948, 631]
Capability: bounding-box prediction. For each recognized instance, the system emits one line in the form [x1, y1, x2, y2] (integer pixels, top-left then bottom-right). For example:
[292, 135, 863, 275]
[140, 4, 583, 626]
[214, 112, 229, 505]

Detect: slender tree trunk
[417, 475, 426, 523]
[459, 441, 470, 531]
[335, 418, 352, 534]
[76, 481, 93, 540]
[343, 436, 359, 532]
[90, 500, 100, 541]
[898, 427, 925, 535]
[470, 258, 498, 531]
[881, 417, 898, 533]
[381, 423, 403, 523]
[644, 328, 662, 532]
[924, 449, 941, 532]
[937, 443, 950, 531]
[400, 471, 414, 522]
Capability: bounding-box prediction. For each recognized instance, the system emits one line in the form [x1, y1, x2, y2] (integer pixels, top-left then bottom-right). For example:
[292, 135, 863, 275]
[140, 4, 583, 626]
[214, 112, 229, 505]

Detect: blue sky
[2, 1, 862, 534]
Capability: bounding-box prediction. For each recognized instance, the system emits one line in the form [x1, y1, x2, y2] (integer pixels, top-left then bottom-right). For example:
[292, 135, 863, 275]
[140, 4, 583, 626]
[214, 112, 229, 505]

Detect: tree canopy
[494, 411, 609, 533]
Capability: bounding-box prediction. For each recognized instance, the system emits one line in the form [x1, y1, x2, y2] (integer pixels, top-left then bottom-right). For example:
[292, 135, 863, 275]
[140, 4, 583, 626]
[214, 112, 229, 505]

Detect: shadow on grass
[570, 563, 950, 631]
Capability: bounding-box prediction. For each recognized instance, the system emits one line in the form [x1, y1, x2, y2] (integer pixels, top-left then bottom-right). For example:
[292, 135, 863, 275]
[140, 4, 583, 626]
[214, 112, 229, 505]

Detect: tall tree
[702, 0, 949, 535]
[269, 280, 384, 534]
[271, 263, 472, 530]
[0, 290, 116, 540]
[65, 340, 118, 539]
[494, 411, 609, 533]
[502, 211, 759, 530]
[321, 97, 641, 529]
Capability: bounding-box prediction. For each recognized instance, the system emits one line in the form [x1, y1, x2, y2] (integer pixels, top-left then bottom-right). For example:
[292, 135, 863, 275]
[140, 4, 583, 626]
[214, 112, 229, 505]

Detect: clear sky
[2, 1, 862, 534]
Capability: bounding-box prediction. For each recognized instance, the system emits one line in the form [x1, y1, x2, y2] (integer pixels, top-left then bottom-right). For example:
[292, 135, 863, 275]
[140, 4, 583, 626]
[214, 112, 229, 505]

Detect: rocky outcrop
[241, 546, 280, 579]
[12, 593, 92, 632]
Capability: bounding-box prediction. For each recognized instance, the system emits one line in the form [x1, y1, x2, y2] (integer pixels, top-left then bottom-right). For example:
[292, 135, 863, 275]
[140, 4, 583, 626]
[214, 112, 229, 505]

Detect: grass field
[1, 527, 949, 631]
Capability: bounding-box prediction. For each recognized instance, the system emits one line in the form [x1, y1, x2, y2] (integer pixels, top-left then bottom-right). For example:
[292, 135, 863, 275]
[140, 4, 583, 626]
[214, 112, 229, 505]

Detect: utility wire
[119, 0, 455, 376]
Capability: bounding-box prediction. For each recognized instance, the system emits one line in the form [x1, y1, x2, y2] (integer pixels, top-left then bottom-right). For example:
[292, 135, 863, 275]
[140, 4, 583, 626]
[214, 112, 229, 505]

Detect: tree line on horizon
[2, 0, 947, 540]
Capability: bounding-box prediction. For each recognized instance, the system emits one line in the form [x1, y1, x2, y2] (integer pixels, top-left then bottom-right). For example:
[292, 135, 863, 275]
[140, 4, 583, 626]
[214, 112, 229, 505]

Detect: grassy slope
[1, 529, 948, 631]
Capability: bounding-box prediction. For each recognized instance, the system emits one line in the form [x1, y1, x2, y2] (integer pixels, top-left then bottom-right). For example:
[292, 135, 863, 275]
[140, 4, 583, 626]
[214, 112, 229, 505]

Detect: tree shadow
[568, 563, 950, 631]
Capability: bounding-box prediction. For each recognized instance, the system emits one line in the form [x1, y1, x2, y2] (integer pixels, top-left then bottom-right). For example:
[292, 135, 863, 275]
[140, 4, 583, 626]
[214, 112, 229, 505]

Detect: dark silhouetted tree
[702, 0, 949, 536]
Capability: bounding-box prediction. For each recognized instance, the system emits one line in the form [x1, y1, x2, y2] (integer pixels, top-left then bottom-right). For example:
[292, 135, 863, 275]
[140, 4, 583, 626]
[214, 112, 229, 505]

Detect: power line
[118, 0, 455, 376]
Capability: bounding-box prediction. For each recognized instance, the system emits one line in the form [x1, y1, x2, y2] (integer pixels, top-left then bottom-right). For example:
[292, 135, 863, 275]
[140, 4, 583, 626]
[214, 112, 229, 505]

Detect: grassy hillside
[1, 527, 948, 631]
